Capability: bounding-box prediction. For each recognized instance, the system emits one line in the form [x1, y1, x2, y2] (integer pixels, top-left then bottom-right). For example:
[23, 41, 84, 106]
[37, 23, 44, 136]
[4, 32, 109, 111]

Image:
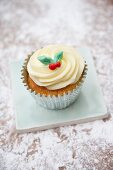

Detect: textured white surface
[0, 0, 113, 169]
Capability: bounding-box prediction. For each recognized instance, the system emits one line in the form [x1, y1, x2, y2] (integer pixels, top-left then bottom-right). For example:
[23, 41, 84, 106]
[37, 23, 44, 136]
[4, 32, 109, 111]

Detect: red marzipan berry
[49, 63, 56, 70]
[55, 61, 61, 67]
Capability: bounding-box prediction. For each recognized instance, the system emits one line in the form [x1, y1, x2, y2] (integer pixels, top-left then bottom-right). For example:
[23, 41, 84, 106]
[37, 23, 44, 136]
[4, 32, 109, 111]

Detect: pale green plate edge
[10, 48, 109, 133]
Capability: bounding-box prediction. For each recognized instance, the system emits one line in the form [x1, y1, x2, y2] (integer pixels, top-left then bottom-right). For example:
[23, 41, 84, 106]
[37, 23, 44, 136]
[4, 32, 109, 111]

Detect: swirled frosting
[27, 45, 85, 90]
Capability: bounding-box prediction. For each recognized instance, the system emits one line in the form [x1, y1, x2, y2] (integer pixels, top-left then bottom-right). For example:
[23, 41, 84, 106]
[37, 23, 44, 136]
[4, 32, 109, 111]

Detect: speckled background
[0, 0, 113, 169]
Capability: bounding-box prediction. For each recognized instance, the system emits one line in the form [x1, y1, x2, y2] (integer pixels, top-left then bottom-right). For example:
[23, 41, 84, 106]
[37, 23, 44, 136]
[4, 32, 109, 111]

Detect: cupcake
[21, 45, 88, 109]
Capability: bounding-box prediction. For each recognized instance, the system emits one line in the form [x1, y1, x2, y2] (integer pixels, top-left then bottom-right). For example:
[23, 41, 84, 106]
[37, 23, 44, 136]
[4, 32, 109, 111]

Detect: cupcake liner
[21, 53, 88, 110]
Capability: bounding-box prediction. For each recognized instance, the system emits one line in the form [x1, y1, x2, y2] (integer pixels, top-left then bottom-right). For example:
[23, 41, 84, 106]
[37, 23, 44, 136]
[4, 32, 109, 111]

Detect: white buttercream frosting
[27, 45, 85, 90]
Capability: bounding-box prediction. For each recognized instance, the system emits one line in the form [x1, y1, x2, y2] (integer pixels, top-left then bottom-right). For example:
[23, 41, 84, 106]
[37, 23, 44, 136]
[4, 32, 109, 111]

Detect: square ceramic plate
[10, 48, 108, 133]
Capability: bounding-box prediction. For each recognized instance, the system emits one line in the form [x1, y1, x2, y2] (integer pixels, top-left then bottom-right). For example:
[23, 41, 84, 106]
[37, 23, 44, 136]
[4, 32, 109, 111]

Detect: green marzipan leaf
[38, 56, 54, 65]
[54, 51, 63, 62]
